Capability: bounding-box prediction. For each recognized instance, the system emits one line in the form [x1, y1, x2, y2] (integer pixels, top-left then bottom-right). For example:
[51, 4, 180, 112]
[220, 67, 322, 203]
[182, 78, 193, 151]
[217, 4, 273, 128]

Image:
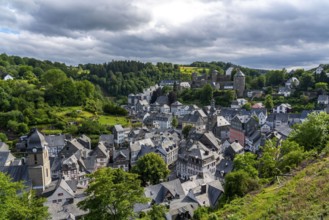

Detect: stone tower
[26, 129, 51, 194]
[207, 98, 218, 131]
[234, 69, 245, 97]
[211, 70, 218, 83]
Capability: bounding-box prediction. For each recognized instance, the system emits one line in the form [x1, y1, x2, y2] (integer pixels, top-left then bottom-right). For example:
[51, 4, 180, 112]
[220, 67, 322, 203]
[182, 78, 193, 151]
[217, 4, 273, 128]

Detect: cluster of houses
[2, 65, 329, 219]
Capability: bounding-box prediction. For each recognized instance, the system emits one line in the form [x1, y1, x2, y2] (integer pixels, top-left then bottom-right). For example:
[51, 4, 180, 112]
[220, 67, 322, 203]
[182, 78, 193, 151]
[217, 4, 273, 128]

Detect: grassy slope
[179, 66, 209, 75]
[41, 106, 129, 134]
[213, 156, 329, 220]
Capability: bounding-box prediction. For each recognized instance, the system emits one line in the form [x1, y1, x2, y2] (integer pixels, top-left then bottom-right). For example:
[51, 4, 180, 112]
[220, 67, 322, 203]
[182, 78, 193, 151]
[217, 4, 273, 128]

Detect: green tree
[78, 168, 148, 220]
[242, 103, 251, 111]
[171, 116, 178, 128]
[315, 82, 328, 94]
[0, 132, 7, 142]
[131, 153, 170, 186]
[299, 72, 315, 91]
[224, 170, 259, 200]
[264, 94, 274, 111]
[200, 84, 213, 105]
[0, 172, 49, 220]
[182, 125, 193, 139]
[289, 112, 329, 151]
[233, 153, 259, 178]
[140, 204, 168, 220]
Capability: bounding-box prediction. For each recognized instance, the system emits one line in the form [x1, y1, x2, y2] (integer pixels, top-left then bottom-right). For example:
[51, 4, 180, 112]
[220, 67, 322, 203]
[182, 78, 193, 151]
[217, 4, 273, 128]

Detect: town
[1, 63, 329, 219]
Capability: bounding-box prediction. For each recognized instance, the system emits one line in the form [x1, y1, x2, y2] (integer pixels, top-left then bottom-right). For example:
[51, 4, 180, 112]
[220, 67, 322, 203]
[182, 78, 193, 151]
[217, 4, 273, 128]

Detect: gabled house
[278, 87, 291, 97]
[130, 138, 155, 166]
[110, 148, 130, 171]
[45, 134, 67, 158]
[3, 74, 14, 80]
[317, 95, 329, 105]
[225, 140, 244, 160]
[113, 125, 126, 146]
[155, 138, 179, 165]
[273, 103, 292, 114]
[93, 142, 109, 168]
[250, 108, 267, 125]
[176, 141, 220, 179]
[44, 179, 75, 206]
[285, 77, 300, 89]
[136, 100, 150, 113]
[213, 116, 230, 141]
[229, 115, 258, 147]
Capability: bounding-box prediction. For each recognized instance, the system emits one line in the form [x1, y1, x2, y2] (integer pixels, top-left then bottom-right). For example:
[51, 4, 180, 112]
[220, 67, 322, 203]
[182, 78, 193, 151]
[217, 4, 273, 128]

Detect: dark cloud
[1, 0, 329, 69]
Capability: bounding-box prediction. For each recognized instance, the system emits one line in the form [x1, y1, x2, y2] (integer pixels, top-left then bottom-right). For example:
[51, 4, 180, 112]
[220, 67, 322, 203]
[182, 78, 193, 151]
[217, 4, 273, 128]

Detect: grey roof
[171, 101, 183, 106]
[318, 95, 329, 102]
[27, 129, 47, 149]
[145, 179, 185, 204]
[0, 150, 15, 167]
[114, 124, 124, 132]
[235, 69, 245, 77]
[275, 125, 292, 138]
[45, 134, 66, 148]
[230, 141, 243, 153]
[0, 165, 30, 185]
[99, 134, 114, 144]
[156, 96, 169, 105]
[0, 142, 9, 151]
[94, 142, 108, 158]
[216, 159, 234, 177]
[208, 181, 224, 207]
[113, 148, 130, 161]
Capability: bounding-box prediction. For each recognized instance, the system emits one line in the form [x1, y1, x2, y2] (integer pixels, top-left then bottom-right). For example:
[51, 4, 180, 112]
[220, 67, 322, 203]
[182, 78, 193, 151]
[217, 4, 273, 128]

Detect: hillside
[200, 154, 329, 220]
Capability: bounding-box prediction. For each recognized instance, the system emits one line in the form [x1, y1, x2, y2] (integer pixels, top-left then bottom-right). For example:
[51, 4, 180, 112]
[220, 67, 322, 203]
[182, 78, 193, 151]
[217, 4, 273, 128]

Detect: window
[58, 199, 62, 202]
[46, 169, 49, 177]
[52, 200, 57, 203]
[58, 193, 63, 196]
[34, 154, 38, 165]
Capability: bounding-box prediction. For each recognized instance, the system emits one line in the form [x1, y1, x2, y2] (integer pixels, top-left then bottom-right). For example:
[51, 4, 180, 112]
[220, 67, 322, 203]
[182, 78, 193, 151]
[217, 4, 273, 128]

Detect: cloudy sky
[1, 0, 329, 69]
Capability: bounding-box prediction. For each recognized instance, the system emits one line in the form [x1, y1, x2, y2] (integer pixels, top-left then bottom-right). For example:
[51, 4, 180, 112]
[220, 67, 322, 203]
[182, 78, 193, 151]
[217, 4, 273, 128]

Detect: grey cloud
[6, 0, 151, 37]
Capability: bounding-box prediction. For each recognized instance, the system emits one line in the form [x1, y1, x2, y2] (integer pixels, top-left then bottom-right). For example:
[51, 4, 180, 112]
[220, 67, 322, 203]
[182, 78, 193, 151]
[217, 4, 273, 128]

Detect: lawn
[54, 106, 129, 126]
[97, 115, 130, 126]
[179, 66, 209, 75]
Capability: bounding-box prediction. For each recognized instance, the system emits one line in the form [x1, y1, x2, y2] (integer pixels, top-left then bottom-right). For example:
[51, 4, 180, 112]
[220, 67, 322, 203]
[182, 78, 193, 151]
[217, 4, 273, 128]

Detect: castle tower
[26, 129, 51, 194]
[234, 69, 245, 97]
[211, 70, 218, 83]
[207, 98, 217, 131]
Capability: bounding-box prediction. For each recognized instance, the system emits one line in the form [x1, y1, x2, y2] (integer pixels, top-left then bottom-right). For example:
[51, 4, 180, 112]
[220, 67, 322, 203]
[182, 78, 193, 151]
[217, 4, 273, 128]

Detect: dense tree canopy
[78, 168, 148, 220]
[131, 152, 170, 186]
[0, 172, 49, 220]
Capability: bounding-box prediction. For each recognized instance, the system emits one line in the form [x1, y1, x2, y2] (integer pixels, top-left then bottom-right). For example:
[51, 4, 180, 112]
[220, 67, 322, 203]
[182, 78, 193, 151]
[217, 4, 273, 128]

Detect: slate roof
[215, 159, 234, 178]
[0, 165, 31, 186]
[0, 149, 15, 167]
[27, 128, 47, 149]
[230, 141, 244, 153]
[235, 69, 245, 77]
[45, 134, 66, 148]
[145, 179, 185, 204]
[99, 134, 114, 144]
[156, 96, 169, 105]
[114, 124, 124, 132]
[318, 95, 329, 102]
[94, 142, 108, 158]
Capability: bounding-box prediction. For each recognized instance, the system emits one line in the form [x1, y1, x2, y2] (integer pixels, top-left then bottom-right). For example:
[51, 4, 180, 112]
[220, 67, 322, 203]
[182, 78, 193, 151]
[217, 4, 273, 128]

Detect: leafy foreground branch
[78, 167, 148, 220]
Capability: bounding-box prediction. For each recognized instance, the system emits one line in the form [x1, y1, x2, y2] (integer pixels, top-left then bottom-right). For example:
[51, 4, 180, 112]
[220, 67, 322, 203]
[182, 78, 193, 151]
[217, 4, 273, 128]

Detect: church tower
[234, 69, 245, 97]
[207, 98, 218, 131]
[26, 129, 51, 194]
